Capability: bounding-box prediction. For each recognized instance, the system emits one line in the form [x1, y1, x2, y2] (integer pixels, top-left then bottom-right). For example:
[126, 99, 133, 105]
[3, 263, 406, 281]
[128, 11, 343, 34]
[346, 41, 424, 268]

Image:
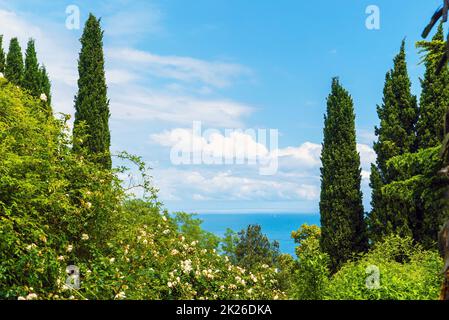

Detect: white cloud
[277, 142, 322, 168]
[357, 143, 376, 170]
[107, 47, 252, 88]
[110, 88, 253, 127]
[153, 168, 319, 202]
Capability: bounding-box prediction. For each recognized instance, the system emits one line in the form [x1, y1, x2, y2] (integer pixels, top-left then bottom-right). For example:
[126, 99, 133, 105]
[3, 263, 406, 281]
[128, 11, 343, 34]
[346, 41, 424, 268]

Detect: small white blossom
[26, 244, 37, 251]
[81, 234, 89, 241]
[39, 93, 47, 102]
[114, 292, 126, 300]
[109, 257, 116, 264]
[18, 296, 26, 300]
[66, 245, 73, 253]
[26, 293, 38, 300]
[181, 259, 193, 274]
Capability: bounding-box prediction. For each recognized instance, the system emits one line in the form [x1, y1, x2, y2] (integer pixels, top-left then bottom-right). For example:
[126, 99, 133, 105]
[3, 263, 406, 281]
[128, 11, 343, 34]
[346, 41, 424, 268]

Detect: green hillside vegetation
[0, 11, 448, 300]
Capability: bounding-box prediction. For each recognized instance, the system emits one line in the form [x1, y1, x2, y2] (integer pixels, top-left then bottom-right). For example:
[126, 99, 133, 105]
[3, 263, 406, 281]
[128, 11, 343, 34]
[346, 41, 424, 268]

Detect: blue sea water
[197, 214, 321, 256]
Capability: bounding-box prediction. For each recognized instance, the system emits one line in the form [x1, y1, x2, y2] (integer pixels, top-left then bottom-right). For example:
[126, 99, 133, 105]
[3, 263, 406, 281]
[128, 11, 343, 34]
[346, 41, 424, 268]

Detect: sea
[196, 213, 321, 256]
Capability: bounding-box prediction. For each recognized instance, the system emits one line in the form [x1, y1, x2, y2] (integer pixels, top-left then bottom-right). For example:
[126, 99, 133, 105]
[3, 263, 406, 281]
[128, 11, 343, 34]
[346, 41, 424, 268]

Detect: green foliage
[416, 23, 449, 149]
[381, 147, 449, 247]
[75, 201, 284, 300]
[320, 78, 367, 272]
[39, 65, 52, 110]
[0, 35, 5, 73]
[0, 78, 285, 301]
[5, 38, 24, 86]
[23, 40, 41, 98]
[0, 78, 122, 298]
[173, 212, 220, 251]
[289, 225, 329, 300]
[73, 13, 111, 170]
[230, 225, 280, 270]
[369, 40, 419, 242]
[325, 235, 443, 300]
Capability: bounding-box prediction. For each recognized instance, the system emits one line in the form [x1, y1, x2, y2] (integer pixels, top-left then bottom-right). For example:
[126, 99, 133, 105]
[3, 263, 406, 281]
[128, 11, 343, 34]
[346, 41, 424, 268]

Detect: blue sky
[0, 0, 442, 214]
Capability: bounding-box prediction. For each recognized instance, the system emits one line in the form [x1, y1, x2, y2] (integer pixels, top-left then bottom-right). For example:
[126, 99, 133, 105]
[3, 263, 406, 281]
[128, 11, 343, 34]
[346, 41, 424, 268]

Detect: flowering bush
[0, 80, 284, 300]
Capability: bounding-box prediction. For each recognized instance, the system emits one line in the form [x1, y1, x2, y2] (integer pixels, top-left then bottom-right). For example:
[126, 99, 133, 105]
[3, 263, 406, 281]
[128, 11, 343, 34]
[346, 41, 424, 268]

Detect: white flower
[26, 293, 38, 300]
[181, 259, 193, 274]
[26, 244, 37, 251]
[250, 274, 258, 283]
[66, 245, 73, 253]
[81, 234, 89, 241]
[167, 281, 173, 288]
[171, 249, 179, 256]
[17, 296, 26, 300]
[39, 93, 47, 102]
[162, 229, 170, 235]
[57, 255, 65, 261]
[85, 202, 92, 209]
[162, 216, 167, 222]
[109, 258, 116, 264]
[114, 292, 126, 300]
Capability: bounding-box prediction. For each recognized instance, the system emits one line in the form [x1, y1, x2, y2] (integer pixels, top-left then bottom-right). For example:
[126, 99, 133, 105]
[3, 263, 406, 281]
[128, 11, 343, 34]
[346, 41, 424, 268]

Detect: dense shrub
[325, 235, 443, 300]
[0, 80, 284, 300]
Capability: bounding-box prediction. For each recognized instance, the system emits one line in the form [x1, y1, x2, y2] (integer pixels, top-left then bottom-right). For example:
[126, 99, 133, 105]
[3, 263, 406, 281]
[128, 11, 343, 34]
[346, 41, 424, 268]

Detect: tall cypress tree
[23, 39, 41, 97]
[73, 14, 111, 169]
[416, 23, 449, 149]
[320, 78, 367, 272]
[39, 65, 52, 105]
[368, 40, 419, 242]
[5, 38, 24, 86]
[0, 35, 5, 74]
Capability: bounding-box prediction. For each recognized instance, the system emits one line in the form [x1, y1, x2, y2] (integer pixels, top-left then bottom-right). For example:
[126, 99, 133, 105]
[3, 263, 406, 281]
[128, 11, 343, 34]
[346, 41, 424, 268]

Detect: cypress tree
[39, 65, 52, 107]
[73, 14, 111, 169]
[320, 78, 367, 272]
[5, 38, 24, 86]
[416, 23, 449, 149]
[368, 40, 419, 242]
[0, 35, 5, 73]
[23, 39, 41, 97]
